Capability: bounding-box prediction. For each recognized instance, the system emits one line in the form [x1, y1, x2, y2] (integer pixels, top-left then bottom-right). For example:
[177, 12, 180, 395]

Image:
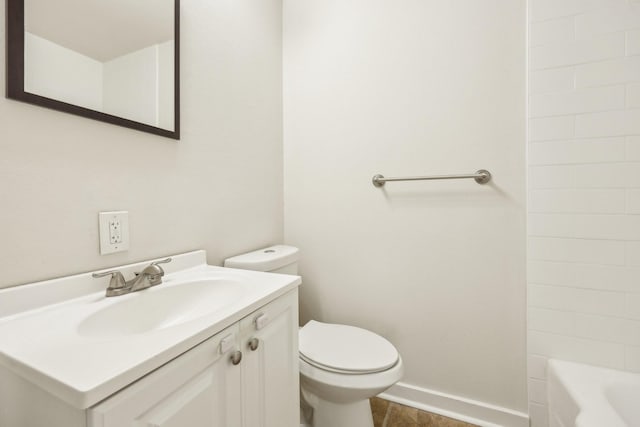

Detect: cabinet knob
[219, 334, 235, 354]
[254, 313, 269, 330]
[248, 338, 260, 351]
[230, 351, 243, 365]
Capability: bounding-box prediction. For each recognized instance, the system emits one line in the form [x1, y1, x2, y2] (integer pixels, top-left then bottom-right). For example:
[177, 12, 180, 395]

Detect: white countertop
[0, 251, 300, 409]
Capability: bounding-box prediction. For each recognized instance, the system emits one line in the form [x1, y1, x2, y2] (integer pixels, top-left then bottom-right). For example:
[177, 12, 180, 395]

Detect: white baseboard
[379, 382, 529, 427]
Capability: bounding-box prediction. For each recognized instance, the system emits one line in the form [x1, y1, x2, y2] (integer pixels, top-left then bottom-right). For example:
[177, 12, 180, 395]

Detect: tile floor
[371, 397, 478, 427]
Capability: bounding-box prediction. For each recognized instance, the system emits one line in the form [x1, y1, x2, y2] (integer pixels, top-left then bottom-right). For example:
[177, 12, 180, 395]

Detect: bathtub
[547, 359, 640, 427]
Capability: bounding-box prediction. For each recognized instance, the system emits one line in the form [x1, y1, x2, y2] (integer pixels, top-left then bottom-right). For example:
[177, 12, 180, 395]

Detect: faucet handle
[144, 257, 172, 276]
[151, 257, 172, 268]
[92, 270, 128, 296]
[139, 257, 172, 286]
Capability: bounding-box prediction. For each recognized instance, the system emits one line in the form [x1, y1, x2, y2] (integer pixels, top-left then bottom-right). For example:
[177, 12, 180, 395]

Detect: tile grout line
[381, 404, 390, 427]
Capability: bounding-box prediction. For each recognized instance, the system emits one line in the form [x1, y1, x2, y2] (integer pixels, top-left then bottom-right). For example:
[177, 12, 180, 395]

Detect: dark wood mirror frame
[6, 0, 180, 140]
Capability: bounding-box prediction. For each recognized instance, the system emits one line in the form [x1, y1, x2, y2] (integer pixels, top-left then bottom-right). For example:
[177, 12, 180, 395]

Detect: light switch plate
[99, 211, 130, 255]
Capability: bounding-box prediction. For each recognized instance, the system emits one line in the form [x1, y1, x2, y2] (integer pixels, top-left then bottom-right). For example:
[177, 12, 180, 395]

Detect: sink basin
[77, 279, 245, 337]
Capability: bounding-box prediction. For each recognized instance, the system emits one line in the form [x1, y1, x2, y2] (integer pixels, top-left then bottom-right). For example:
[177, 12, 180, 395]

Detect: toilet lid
[299, 321, 399, 374]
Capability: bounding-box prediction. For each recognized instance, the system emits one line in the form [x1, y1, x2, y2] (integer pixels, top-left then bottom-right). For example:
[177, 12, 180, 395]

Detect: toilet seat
[299, 355, 404, 404]
[299, 321, 399, 374]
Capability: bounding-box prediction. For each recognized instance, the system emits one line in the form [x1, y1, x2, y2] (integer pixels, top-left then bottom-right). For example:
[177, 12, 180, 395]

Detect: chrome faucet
[92, 258, 172, 297]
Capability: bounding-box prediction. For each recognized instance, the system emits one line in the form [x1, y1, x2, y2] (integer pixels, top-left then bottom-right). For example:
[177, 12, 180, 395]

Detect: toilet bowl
[298, 320, 404, 427]
[224, 245, 403, 427]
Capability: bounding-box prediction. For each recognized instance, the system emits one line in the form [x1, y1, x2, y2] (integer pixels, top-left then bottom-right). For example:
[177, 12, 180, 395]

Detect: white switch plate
[99, 211, 130, 255]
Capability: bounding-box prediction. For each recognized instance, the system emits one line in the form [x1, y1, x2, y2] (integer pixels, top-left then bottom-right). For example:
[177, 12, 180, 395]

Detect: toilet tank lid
[223, 245, 300, 272]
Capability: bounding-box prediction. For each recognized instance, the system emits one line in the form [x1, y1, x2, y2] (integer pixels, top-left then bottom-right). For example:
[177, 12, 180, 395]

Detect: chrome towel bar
[372, 169, 492, 187]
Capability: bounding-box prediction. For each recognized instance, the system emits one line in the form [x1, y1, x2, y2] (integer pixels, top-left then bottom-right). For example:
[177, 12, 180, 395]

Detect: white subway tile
[529, 165, 576, 188]
[530, 17, 575, 47]
[529, 0, 627, 22]
[529, 0, 578, 22]
[529, 284, 628, 316]
[530, 68, 575, 94]
[574, 313, 640, 344]
[574, 214, 626, 239]
[575, 4, 640, 40]
[529, 307, 575, 335]
[575, 264, 640, 292]
[529, 237, 625, 265]
[528, 214, 576, 237]
[528, 378, 548, 405]
[529, 402, 549, 427]
[627, 345, 640, 372]
[528, 138, 626, 165]
[627, 136, 640, 161]
[627, 83, 640, 108]
[575, 109, 640, 138]
[530, 33, 625, 70]
[576, 56, 640, 87]
[628, 29, 640, 56]
[528, 354, 549, 379]
[628, 294, 640, 320]
[529, 164, 640, 189]
[620, 216, 640, 240]
[574, 163, 628, 188]
[529, 189, 625, 213]
[529, 330, 626, 369]
[626, 242, 640, 266]
[530, 116, 575, 141]
[627, 320, 640, 346]
[528, 261, 575, 286]
[531, 163, 640, 189]
[530, 86, 625, 117]
[574, 214, 640, 240]
[627, 189, 640, 213]
[624, 163, 640, 187]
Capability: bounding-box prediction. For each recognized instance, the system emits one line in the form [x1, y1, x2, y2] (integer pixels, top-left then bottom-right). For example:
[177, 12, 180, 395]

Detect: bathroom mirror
[6, 0, 180, 139]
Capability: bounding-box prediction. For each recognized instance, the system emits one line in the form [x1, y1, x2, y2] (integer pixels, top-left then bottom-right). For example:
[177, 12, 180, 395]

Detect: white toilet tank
[223, 245, 300, 275]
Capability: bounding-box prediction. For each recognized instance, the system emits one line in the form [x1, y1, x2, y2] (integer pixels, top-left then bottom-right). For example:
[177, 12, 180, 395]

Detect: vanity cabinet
[0, 251, 302, 427]
[0, 289, 298, 427]
[88, 290, 299, 427]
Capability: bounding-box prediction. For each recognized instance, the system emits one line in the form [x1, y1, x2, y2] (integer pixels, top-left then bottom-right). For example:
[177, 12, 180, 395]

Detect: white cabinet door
[88, 324, 242, 427]
[240, 290, 299, 427]
[88, 291, 299, 427]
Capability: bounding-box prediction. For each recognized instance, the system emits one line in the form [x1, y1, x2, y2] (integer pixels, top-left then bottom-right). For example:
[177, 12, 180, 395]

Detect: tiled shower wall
[527, 0, 640, 426]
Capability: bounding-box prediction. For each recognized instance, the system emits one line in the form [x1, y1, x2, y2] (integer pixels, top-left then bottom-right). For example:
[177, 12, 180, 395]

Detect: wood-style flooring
[371, 397, 479, 427]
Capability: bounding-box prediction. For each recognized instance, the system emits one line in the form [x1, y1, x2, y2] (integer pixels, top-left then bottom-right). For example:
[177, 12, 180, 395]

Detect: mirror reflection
[23, 0, 176, 132]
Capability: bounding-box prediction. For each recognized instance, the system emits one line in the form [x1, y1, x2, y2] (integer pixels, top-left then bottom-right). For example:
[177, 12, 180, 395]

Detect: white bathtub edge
[547, 359, 635, 427]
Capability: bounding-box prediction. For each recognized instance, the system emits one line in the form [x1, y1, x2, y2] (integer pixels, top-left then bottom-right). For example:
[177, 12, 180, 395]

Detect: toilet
[224, 245, 404, 427]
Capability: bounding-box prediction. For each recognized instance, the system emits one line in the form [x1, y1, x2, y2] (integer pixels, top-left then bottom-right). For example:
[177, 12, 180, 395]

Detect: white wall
[25, 32, 103, 111]
[283, 1, 528, 424]
[103, 45, 160, 127]
[103, 41, 175, 130]
[527, 1, 640, 426]
[0, 0, 283, 288]
[157, 40, 175, 131]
